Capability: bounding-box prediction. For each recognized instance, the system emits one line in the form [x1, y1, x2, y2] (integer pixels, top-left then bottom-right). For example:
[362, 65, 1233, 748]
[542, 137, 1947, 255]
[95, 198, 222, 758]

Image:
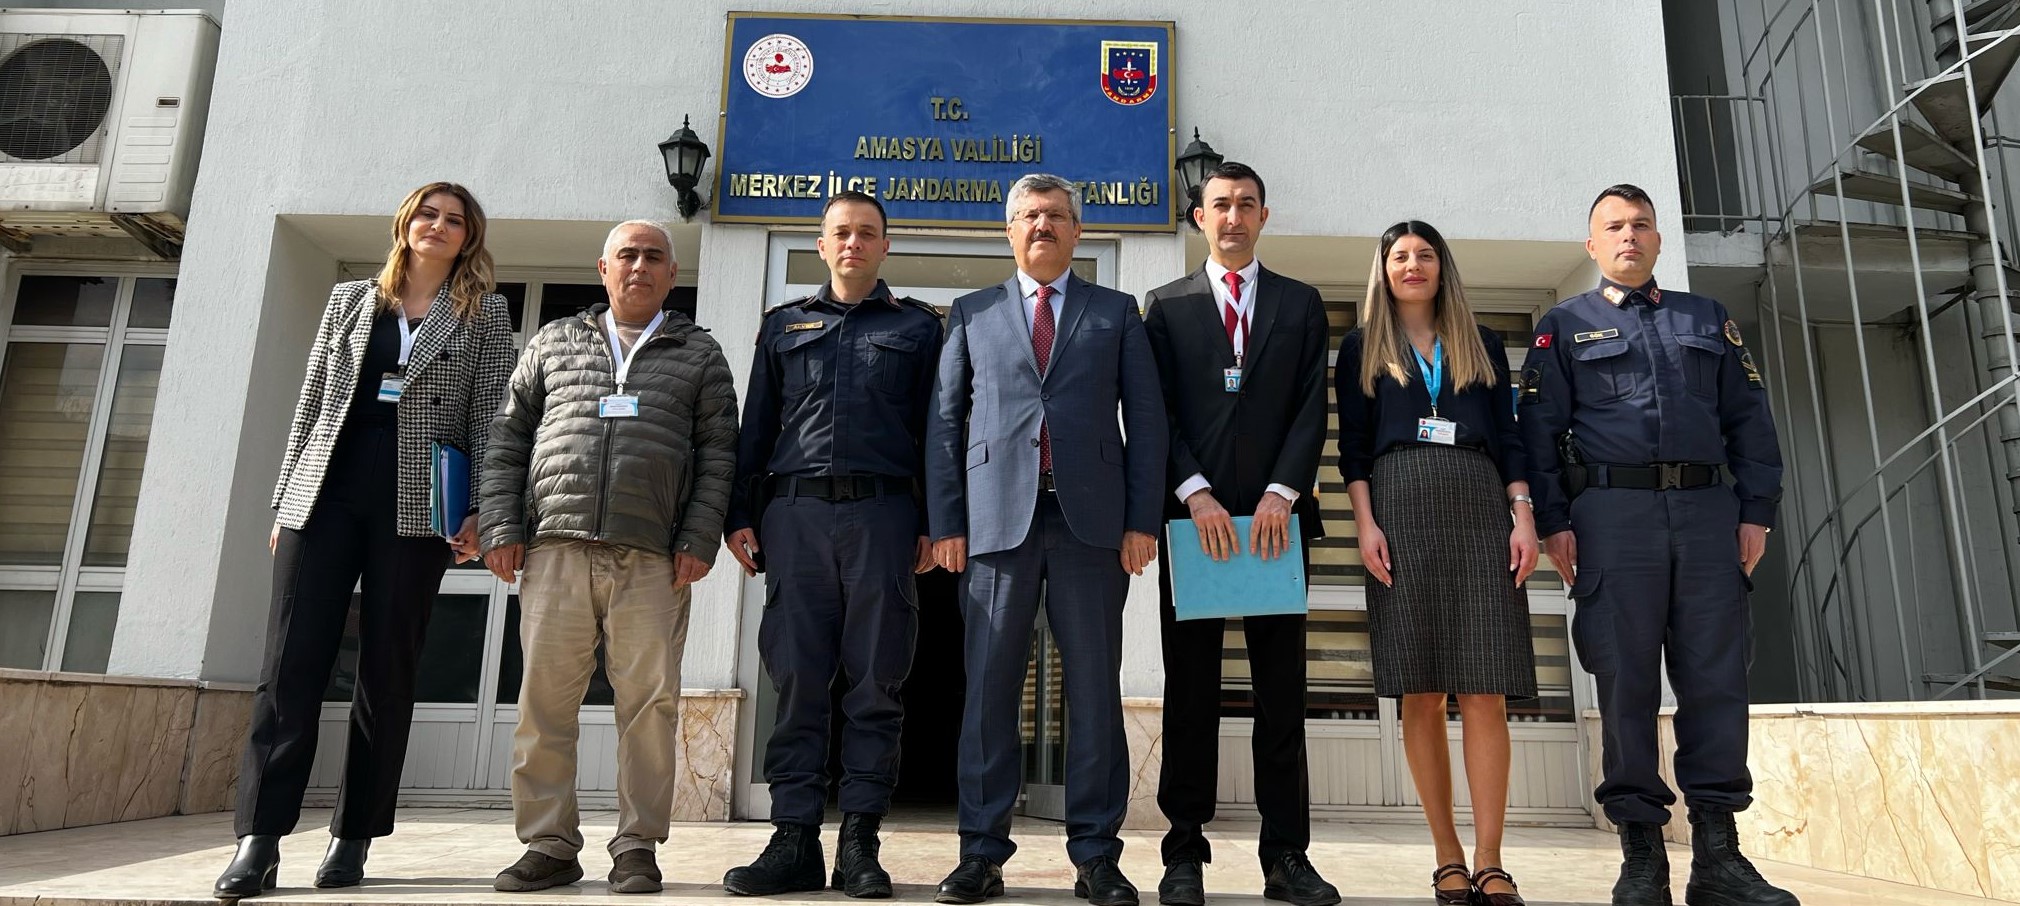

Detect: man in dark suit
[1142, 162, 1337, 906]
[926, 173, 1168, 906]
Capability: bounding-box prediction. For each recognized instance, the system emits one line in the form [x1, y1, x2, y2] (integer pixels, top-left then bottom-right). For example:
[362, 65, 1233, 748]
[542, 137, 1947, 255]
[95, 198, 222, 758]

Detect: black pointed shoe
[213, 835, 280, 900]
[1472, 866, 1526, 906]
[936, 856, 1005, 904]
[1074, 855, 1140, 906]
[1613, 822, 1674, 906]
[1262, 852, 1339, 906]
[313, 837, 369, 888]
[833, 812, 893, 898]
[1684, 812, 1799, 906]
[1157, 860, 1205, 906]
[724, 822, 825, 896]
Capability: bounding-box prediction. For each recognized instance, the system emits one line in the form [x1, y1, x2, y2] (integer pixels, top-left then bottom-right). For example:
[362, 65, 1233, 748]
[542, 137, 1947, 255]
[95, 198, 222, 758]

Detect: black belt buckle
[830, 477, 865, 502]
[1657, 463, 1685, 491]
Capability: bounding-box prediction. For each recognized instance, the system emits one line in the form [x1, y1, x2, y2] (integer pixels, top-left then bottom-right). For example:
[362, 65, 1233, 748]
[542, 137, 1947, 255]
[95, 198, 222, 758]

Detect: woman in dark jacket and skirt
[1335, 220, 1538, 906]
[214, 182, 517, 899]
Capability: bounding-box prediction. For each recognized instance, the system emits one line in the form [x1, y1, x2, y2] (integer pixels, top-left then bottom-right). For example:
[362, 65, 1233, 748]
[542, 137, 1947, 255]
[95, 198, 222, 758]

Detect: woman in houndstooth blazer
[215, 183, 517, 900]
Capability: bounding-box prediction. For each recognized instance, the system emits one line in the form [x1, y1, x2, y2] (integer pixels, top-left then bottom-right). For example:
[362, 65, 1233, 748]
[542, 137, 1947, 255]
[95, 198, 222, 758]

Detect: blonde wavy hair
[1357, 220, 1497, 397]
[374, 182, 495, 320]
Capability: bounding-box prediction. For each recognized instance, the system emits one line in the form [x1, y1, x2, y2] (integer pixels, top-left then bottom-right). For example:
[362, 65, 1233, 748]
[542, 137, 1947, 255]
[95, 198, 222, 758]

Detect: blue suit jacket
[927, 271, 1168, 557]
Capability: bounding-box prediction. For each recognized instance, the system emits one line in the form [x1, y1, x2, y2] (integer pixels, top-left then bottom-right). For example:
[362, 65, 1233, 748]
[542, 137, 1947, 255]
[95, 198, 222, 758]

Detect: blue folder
[429, 442, 471, 539]
[1165, 515, 1308, 620]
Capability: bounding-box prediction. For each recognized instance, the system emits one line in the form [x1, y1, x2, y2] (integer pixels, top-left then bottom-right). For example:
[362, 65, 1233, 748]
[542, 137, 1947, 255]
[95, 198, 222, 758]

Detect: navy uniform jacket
[1518, 278, 1782, 536]
[727, 280, 944, 532]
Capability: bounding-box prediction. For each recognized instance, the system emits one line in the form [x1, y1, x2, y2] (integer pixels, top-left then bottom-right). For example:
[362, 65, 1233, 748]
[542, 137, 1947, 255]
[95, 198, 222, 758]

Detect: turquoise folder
[1165, 515, 1308, 620]
[429, 441, 471, 539]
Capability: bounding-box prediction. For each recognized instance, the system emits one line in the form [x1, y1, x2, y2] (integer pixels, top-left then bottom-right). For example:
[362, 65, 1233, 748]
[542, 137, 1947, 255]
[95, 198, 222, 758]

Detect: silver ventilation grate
[0, 33, 123, 164]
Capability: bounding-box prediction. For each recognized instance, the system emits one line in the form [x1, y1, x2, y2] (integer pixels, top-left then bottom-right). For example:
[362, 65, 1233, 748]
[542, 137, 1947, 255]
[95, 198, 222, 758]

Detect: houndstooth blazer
[271, 279, 517, 536]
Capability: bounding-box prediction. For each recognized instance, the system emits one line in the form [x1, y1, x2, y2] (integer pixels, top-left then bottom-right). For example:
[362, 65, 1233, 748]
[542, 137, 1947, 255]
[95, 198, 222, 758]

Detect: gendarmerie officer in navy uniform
[1520, 185, 1794, 906]
[723, 190, 943, 899]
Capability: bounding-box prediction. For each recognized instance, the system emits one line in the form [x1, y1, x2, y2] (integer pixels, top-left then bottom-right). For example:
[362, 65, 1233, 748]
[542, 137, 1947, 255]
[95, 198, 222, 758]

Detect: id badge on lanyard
[378, 312, 420, 403]
[600, 309, 666, 418]
[1223, 299, 1250, 393]
[1414, 336, 1457, 445]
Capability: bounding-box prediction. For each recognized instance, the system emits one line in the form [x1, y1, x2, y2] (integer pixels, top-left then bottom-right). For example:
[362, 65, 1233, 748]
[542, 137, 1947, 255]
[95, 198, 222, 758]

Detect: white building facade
[4, 1, 1683, 826]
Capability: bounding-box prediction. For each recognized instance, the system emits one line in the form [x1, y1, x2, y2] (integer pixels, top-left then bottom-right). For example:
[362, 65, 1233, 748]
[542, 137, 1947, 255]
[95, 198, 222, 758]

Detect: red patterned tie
[1034, 284, 1056, 473]
[1222, 271, 1245, 355]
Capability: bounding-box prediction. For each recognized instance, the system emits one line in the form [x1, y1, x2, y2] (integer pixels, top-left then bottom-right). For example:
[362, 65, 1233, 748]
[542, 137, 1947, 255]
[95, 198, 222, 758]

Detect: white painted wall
[111, 0, 1683, 686]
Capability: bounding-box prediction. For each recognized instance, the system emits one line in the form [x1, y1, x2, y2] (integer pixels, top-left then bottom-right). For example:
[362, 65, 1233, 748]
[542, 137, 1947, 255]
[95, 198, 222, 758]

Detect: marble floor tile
[0, 809, 2010, 905]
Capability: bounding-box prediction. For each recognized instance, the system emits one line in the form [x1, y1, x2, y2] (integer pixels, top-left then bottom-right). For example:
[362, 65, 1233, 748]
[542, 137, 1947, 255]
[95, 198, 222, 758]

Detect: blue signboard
[715, 13, 1177, 231]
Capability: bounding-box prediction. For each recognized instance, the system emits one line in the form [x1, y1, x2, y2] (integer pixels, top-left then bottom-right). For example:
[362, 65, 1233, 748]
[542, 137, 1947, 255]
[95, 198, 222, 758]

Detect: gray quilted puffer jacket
[479, 303, 739, 564]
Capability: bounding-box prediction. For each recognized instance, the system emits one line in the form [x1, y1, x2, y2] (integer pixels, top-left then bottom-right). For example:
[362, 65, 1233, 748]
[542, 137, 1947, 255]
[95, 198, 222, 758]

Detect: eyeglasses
[1013, 209, 1077, 226]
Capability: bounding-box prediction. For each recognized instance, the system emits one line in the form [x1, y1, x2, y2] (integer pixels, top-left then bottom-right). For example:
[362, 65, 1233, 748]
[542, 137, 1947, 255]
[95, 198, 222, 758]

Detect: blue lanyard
[1413, 336, 1444, 417]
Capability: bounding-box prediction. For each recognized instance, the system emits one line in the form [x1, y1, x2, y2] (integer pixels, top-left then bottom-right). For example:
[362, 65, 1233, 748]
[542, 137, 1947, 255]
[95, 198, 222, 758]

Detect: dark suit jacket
[927, 271, 1168, 556]
[1143, 265, 1329, 539]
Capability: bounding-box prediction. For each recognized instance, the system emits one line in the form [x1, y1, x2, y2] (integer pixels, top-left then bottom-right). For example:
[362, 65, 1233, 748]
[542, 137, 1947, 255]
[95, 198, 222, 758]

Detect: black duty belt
[1587, 463, 1723, 491]
[774, 475, 912, 501]
[1038, 472, 1058, 492]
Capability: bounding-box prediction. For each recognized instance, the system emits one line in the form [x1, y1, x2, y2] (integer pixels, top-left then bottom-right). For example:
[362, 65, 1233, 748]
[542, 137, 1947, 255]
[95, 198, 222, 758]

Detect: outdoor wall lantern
[1173, 127, 1224, 227]
[658, 115, 713, 220]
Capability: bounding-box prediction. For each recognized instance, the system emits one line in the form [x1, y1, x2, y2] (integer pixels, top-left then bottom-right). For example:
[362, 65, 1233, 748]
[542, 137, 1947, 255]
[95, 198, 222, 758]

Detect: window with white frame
[0, 271, 174, 672]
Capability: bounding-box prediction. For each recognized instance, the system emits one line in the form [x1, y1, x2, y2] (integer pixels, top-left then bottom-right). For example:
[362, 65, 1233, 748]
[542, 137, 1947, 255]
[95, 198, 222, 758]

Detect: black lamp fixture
[657, 115, 713, 220]
[1173, 127, 1224, 226]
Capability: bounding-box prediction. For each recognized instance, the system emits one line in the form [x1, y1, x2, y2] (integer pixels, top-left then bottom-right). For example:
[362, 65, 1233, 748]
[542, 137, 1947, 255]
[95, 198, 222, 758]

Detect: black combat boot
[724, 822, 826, 896]
[1612, 822, 1673, 906]
[1685, 812, 1799, 906]
[832, 812, 893, 898]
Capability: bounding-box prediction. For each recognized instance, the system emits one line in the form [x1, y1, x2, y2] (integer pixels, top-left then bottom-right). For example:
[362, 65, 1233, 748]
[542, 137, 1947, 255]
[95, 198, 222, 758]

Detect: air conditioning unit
[0, 9, 218, 257]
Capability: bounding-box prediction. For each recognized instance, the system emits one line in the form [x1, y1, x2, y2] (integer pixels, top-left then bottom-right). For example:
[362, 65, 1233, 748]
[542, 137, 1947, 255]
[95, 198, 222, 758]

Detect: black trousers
[757, 491, 920, 826]
[235, 422, 451, 839]
[1572, 485, 1753, 825]
[1155, 540, 1312, 869]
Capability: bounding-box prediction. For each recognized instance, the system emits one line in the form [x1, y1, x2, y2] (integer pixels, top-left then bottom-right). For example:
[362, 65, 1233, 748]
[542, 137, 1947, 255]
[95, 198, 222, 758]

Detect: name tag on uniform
[1223, 367, 1243, 392]
[598, 394, 640, 418]
[376, 373, 405, 403]
[1416, 417, 1457, 445]
[1574, 328, 1621, 343]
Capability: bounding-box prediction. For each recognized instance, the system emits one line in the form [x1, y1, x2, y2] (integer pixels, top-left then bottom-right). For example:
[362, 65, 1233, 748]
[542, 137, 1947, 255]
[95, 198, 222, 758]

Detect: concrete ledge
[1581, 702, 2020, 901]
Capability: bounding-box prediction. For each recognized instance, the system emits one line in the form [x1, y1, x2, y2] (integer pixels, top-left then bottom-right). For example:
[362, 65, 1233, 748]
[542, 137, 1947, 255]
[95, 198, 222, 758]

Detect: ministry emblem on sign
[744, 33, 814, 98]
[1100, 40, 1158, 106]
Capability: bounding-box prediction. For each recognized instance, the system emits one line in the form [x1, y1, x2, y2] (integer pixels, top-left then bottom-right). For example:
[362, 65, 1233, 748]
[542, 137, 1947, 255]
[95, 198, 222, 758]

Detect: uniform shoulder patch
[1740, 348, 1764, 387]
[1724, 319, 1745, 347]
[1520, 363, 1544, 403]
[1534, 333, 1553, 349]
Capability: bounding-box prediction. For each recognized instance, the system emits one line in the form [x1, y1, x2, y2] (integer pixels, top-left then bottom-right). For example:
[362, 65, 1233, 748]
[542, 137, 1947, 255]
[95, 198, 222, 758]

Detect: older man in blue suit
[926, 173, 1168, 906]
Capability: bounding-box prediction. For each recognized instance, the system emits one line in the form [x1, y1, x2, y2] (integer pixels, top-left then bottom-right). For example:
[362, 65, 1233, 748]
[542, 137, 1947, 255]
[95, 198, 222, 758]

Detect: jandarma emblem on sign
[744, 33, 813, 98]
[1100, 40, 1157, 105]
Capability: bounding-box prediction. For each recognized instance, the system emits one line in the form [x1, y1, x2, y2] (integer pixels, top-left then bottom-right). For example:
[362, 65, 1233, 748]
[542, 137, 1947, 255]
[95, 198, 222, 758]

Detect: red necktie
[1222, 271, 1245, 357]
[1034, 284, 1056, 473]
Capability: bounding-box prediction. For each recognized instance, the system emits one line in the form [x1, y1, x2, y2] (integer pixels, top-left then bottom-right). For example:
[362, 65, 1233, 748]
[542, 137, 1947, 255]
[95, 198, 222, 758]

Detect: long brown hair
[374, 182, 495, 320]
[1357, 220, 1497, 397]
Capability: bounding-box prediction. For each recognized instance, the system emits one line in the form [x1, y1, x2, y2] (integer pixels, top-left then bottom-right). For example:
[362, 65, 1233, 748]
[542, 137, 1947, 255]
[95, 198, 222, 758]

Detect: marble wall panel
[1583, 705, 2020, 902]
[180, 688, 253, 815]
[1121, 698, 1165, 831]
[0, 675, 201, 836]
[672, 691, 740, 822]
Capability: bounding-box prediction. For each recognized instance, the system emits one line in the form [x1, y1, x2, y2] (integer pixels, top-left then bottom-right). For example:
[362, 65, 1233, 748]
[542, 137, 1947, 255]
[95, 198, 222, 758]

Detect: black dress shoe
[314, 837, 369, 888]
[936, 856, 1005, 904]
[1075, 855, 1140, 906]
[213, 835, 280, 900]
[1262, 852, 1340, 906]
[1158, 860, 1205, 906]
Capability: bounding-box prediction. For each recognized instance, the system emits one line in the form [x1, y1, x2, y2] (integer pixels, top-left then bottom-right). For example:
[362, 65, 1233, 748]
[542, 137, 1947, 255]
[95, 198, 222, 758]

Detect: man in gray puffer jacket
[479, 220, 739, 895]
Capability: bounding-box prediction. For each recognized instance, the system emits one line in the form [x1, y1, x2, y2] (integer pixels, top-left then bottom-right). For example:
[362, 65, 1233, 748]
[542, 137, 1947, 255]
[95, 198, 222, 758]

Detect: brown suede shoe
[609, 850, 664, 894]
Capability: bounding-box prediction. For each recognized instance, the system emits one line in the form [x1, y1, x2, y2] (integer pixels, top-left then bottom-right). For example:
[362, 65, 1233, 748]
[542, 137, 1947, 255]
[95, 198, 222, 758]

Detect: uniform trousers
[512, 540, 691, 859]
[1571, 485, 1753, 825]
[757, 491, 920, 826]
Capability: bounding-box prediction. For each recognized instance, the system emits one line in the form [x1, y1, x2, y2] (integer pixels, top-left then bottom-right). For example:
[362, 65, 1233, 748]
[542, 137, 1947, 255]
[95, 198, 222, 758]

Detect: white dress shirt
[1015, 270, 1071, 340]
[1175, 258, 1301, 506]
